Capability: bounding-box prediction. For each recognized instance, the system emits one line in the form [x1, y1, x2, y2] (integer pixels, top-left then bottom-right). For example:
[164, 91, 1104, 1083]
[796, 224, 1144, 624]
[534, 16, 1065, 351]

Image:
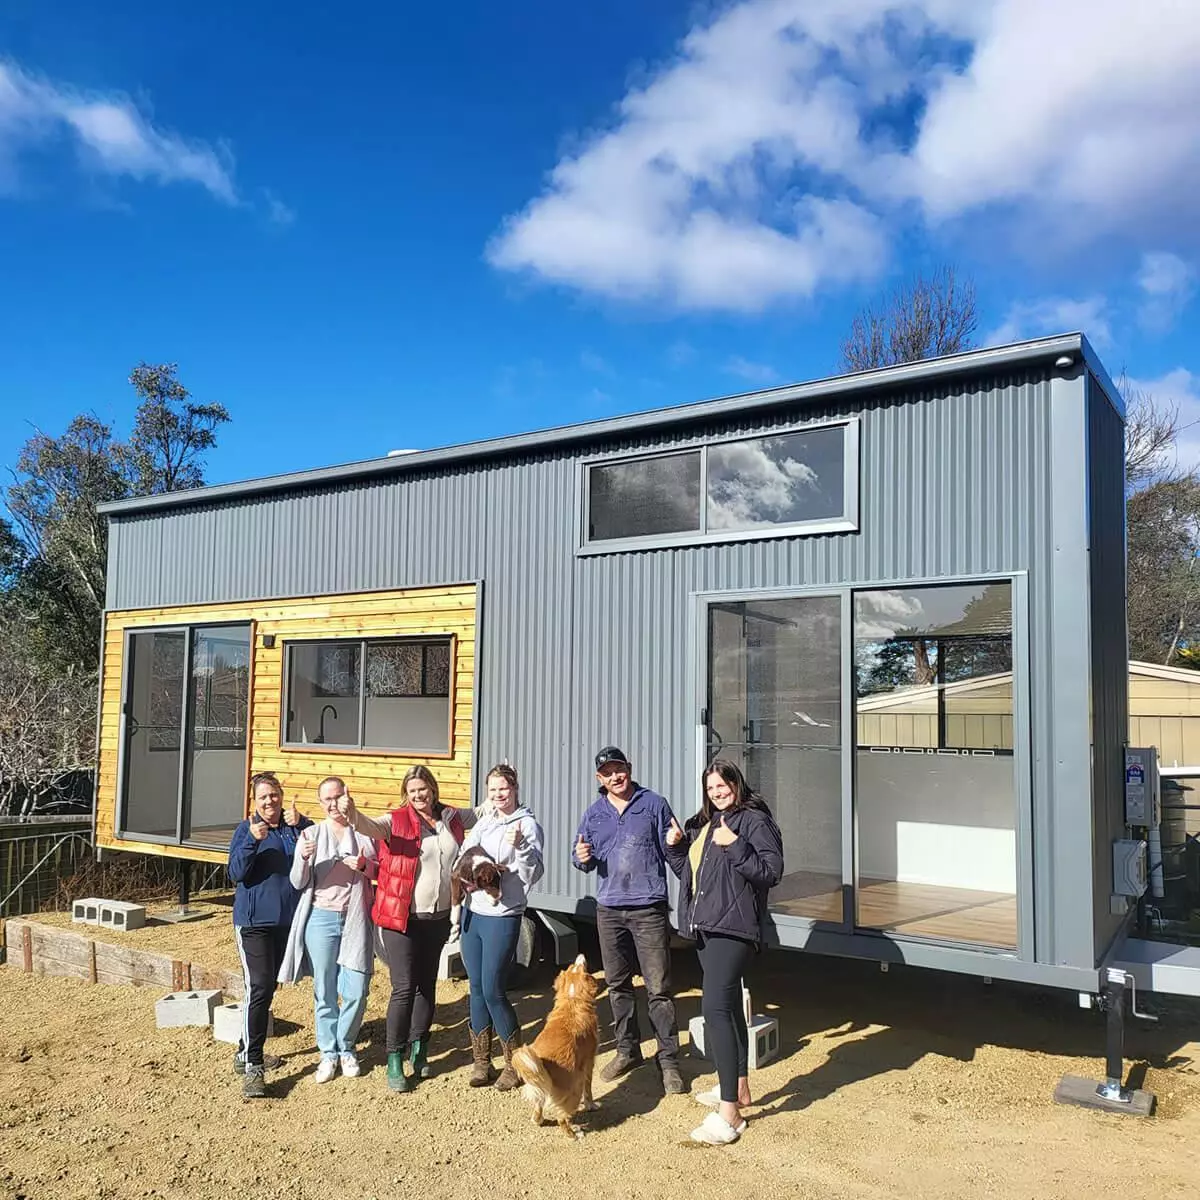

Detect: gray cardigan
[277, 821, 378, 982]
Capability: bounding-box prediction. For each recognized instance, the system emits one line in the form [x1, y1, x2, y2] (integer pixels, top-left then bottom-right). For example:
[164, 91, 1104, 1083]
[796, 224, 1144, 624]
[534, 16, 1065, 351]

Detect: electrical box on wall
[1125, 747, 1160, 826]
[1113, 839, 1148, 897]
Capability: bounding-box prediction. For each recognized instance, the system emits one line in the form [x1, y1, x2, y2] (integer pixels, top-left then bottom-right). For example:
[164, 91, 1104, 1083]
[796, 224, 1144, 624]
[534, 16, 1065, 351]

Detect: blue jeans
[304, 906, 370, 1058]
[459, 909, 521, 1041]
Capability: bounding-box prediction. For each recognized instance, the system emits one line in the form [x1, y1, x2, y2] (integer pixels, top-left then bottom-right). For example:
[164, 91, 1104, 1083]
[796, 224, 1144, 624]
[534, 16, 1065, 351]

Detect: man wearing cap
[573, 745, 684, 1094]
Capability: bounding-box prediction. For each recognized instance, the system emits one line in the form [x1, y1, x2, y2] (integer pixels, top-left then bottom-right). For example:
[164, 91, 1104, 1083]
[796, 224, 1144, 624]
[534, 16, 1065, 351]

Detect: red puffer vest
[372, 804, 465, 933]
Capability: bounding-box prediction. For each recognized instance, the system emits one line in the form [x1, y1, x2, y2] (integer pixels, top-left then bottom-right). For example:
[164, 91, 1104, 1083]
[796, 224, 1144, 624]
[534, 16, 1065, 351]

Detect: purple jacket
[571, 786, 677, 908]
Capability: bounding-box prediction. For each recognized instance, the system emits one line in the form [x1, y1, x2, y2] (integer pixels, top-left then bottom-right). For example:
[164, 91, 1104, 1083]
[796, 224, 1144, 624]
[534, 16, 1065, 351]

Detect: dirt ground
[4, 899, 1200, 1200]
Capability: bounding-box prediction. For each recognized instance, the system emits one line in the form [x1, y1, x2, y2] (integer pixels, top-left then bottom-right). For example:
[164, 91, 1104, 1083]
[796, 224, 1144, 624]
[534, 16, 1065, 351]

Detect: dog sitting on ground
[512, 955, 600, 1141]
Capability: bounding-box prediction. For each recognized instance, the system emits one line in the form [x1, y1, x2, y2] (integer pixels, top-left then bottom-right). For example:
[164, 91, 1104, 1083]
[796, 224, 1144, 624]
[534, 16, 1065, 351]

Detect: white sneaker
[340, 1053, 361, 1078]
[694, 1087, 721, 1109]
[690, 1112, 746, 1145]
[315, 1057, 338, 1084]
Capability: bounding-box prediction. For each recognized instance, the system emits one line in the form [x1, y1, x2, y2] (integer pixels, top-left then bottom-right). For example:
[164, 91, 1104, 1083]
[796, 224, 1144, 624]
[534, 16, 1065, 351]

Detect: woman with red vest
[340, 765, 475, 1092]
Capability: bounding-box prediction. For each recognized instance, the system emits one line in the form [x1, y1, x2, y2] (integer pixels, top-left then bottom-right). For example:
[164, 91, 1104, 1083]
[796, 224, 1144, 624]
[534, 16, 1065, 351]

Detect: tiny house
[95, 334, 1137, 994]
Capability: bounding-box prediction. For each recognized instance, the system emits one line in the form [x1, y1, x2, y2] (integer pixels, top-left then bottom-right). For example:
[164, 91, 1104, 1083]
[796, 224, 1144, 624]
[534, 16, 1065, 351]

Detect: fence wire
[0, 819, 231, 920]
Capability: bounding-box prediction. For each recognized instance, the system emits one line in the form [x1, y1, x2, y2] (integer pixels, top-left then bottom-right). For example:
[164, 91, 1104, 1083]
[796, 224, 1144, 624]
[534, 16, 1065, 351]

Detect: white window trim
[576, 416, 860, 556]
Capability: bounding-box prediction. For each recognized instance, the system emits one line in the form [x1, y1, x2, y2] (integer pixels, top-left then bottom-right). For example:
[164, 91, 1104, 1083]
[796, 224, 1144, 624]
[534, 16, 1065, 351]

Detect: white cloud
[724, 356, 779, 384]
[264, 191, 296, 226]
[985, 295, 1111, 349]
[488, 0, 1200, 312]
[580, 349, 611, 374]
[0, 60, 236, 202]
[1137, 252, 1196, 332]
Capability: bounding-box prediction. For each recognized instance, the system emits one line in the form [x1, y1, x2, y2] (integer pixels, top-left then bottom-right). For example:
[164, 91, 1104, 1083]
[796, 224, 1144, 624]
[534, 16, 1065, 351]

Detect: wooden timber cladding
[96, 584, 477, 864]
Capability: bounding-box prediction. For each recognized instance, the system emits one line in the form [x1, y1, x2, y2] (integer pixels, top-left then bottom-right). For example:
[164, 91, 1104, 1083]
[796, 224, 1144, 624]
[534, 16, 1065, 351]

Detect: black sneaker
[660, 1063, 685, 1095]
[242, 1067, 266, 1100]
[600, 1051, 645, 1083]
[233, 1053, 283, 1075]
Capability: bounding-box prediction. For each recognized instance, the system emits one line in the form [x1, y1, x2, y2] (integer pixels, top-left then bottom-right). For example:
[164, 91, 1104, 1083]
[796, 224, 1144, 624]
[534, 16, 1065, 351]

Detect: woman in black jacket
[666, 759, 783, 1145]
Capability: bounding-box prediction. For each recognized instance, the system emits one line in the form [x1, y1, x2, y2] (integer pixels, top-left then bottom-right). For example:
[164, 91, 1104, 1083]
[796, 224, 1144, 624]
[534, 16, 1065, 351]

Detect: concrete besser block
[98, 900, 147, 932]
[155, 989, 223, 1029]
[438, 941, 466, 981]
[212, 1002, 273, 1045]
[72, 898, 103, 925]
[688, 1013, 780, 1070]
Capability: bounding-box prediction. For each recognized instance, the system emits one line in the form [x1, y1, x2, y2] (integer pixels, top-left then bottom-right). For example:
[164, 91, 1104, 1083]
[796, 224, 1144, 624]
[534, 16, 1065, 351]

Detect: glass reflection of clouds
[707, 428, 843, 532]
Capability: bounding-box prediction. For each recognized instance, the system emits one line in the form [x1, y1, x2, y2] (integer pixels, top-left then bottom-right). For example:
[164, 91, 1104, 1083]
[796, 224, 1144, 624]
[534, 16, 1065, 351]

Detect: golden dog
[511, 955, 600, 1140]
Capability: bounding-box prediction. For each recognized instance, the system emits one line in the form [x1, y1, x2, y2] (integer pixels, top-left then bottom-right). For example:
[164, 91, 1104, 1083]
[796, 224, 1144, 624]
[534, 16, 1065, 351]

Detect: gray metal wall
[106, 363, 1122, 982]
[1087, 373, 1131, 957]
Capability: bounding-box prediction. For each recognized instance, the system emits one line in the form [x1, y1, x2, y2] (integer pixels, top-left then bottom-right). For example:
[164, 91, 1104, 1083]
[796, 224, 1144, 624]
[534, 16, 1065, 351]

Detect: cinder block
[98, 900, 147, 931]
[72, 898, 103, 925]
[438, 941, 466, 981]
[688, 1013, 780, 1070]
[212, 1001, 273, 1045]
[155, 989, 222, 1029]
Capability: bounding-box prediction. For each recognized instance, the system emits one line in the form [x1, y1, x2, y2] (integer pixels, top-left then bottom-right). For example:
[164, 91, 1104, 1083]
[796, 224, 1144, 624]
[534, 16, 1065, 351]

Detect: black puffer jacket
[665, 802, 783, 946]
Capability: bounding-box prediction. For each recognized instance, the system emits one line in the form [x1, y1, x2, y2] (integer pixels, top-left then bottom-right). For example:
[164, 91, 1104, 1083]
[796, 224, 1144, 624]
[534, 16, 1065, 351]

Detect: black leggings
[697, 932, 755, 1104]
[380, 915, 452, 1052]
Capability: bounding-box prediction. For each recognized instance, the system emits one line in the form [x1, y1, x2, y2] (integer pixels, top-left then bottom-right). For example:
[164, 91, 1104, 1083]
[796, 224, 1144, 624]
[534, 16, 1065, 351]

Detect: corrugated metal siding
[1087, 376, 1130, 957]
[107, 370, 1078, 947]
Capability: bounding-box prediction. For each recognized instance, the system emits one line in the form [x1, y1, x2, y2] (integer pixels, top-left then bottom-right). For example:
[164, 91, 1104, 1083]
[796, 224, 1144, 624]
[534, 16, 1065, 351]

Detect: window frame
[280, 634, 457, 758]
[577, 417, 860, 555]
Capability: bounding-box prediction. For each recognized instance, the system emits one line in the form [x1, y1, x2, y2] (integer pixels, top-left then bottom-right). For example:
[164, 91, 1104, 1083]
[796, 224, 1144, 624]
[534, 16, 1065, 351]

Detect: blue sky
[2, 0, 1199, 493]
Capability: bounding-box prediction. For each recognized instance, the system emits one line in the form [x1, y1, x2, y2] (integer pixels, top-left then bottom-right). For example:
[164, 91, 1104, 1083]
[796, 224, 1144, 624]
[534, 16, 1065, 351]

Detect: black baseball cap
[595, 745, 630, 771]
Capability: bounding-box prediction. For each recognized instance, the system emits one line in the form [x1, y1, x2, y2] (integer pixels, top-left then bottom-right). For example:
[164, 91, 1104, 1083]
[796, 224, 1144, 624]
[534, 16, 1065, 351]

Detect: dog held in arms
[451, 846, 504, 908]
[512, 955, 600, 1140]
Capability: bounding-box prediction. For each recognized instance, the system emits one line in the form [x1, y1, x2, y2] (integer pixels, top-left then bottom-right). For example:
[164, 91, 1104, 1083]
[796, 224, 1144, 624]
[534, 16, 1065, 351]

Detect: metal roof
[97, 332, 1117, 517]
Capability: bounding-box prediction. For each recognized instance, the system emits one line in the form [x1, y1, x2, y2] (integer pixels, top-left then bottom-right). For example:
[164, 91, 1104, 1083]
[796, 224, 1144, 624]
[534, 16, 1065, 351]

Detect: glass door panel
[853, 582, 1017, 949]
[706, 596, 843, 923]
[183, 624, 251, 848]
[120, 630, 186, 840]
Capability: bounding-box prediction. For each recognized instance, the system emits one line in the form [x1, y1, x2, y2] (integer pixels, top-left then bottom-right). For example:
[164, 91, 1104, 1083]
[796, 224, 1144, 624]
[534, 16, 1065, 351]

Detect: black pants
[234, 924, 289, 1067]
[381, 915, 452, 1052]
[596, 902, 679, 1065]
[696, 932, 755, 1103]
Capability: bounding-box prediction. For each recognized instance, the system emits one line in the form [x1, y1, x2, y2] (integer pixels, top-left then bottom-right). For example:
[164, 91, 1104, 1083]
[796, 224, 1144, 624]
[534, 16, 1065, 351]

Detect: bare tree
[841, 266, 978, 372]
[1122, 371, 1194, 489]
[0, 619, 96, 815]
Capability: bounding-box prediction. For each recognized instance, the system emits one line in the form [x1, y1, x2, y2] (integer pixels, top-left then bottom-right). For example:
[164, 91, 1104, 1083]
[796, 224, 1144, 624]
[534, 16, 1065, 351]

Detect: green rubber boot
[387, 1050, 409, 1093]
[409, 1037, 431, 1080]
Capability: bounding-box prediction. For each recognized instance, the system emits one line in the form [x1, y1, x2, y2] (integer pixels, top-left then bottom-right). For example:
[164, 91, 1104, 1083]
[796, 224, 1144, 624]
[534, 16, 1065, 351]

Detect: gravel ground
[3, 902, 1200, 1200]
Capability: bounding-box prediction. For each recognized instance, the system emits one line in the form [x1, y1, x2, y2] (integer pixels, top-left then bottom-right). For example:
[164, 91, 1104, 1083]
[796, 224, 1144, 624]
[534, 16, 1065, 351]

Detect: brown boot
[469, 1027, 494, 1087]
[495, 1029, 522, 1091]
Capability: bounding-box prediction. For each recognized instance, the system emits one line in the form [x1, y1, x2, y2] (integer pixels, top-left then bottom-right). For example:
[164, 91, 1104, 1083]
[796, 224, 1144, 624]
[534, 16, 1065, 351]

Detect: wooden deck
[771, 871, 1017, 949]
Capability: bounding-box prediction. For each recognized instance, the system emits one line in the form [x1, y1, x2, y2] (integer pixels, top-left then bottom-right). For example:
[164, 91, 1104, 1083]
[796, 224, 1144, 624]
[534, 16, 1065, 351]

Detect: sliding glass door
[119, 623, 251, 850]
[702, 579, 1021, 952]
[706, 596, 843, 924]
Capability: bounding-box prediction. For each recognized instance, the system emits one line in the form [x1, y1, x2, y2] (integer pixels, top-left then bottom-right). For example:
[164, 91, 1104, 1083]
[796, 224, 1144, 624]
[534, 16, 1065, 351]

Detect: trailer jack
[1054, 969, 1157, 1116]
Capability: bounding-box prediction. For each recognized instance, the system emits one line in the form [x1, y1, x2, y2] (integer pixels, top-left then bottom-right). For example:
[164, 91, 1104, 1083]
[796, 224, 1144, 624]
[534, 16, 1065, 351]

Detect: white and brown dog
[512, 955, 601, 1141]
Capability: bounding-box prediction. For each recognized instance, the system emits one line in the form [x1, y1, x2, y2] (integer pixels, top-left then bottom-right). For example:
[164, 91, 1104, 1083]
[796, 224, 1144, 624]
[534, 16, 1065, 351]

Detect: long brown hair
[697, 758, 766, 827]
[402, 765, 443, 819]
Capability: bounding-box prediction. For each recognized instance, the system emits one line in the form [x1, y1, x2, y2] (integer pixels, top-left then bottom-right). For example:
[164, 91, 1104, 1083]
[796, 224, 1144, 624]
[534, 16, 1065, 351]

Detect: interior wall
[855, 751, 1016, 892]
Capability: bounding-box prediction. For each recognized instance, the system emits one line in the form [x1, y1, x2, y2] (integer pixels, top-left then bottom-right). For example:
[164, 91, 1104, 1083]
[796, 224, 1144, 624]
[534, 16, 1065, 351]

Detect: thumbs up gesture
[711, 814, 738, 846]
[284, 797, 301, 827]
[337, 792, 356, 821]
[575, 834, 592, 863]
[665, 818, 684, 848]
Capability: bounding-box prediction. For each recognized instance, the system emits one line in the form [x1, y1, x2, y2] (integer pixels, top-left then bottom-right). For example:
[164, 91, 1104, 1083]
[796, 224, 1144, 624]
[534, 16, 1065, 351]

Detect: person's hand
[711, 815, 738, 846]
[665, 819, 684, 848]
[249, 816, 269, 842]
[337, 792, 356, 821]
[575, 835, 592, 863]
[505, 824, 524, 849]
[283, 798, 301, 827]
[299, 829, 317, 860]
[342, 853, 365, 872]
